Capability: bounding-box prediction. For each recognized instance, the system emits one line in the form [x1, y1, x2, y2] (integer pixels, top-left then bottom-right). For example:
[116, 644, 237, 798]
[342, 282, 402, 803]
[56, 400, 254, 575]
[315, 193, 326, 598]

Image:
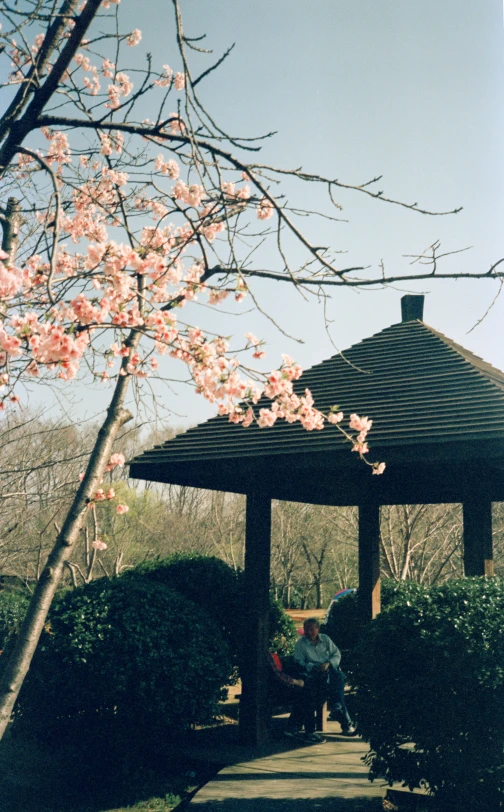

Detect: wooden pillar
[463, 497, 493, 577]
[239, 488, 272, 746]
[358, 502, 381, 621]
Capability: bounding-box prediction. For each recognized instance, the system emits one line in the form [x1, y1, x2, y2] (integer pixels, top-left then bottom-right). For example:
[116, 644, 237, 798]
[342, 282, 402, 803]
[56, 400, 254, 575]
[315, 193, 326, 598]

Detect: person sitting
[267, 651, 326, 744]
[293, 616, 357, 736]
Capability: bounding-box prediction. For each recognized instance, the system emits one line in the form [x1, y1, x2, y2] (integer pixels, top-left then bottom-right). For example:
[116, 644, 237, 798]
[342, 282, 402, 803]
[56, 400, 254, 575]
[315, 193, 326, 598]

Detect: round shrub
[352, 577, 504, 811]
[322, 580, 424, 678]
[0, 589, 29, 652]
[131, 554, 297, 662]
[267, 593, 297, 655]
[132, 554, 241, 654]
[16, 574, 233, 745]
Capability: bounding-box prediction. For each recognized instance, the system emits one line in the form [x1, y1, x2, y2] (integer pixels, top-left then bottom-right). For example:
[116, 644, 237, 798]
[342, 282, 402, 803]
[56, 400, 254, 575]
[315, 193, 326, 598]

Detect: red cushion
[270, 652, 282, 671]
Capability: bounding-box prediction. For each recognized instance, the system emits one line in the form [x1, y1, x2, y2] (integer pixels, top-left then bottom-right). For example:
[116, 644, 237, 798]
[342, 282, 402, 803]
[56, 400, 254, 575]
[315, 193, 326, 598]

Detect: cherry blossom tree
[0, 0, 501, 738]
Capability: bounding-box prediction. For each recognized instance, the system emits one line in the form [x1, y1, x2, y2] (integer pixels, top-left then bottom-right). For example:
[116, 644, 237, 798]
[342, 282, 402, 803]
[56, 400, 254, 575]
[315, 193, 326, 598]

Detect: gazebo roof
[129, 298, 504, 506]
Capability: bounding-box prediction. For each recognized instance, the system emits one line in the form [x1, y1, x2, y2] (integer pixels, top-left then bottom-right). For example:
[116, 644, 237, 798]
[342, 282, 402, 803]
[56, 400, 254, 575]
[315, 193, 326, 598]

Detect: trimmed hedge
[131, 554, 240, 653]
[131, 554, 298, 661]
[16, 574, 233, 745]
[352, 577, 504, 811]
[322, 580, 423, 678]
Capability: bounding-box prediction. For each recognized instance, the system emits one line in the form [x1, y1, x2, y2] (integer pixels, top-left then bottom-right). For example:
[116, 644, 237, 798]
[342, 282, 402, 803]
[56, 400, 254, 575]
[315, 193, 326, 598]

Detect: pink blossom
[116, 504, 129, 514]
[242, 407, 254, 428]
[26, 361, 40, 377]
[174, 72, 186, 90]
[154, 155, 180, 179]
[352, 442, 369, 454]
[257, 408, 278, 428]
[169, 114, 185, 135]
[372, 462, 386, 475]
[105, 452, 126, 472]
[299, 409, 324, 431]
[257, 197, 274, 220]
[92, 540, 107, 550]
[105, 72, 133, 109]
[31, 33, 45, 54]
[127, 29, 142, 47]
[0, 261, 27, 299]
[349, 414, 373, 433]
[155, 65, 172, 87]
[0, 334, 22, 357]
[173, 180, 204, 208]
[102, 58, 115, 78]
[99, 134, 113, 156]
[327, 411, 344, 424]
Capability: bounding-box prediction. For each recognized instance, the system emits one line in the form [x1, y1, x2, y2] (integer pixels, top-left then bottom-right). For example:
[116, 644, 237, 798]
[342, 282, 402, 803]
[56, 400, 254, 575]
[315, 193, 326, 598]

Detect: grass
[0, 723, 218, 812]
[122, 795, 182, 811]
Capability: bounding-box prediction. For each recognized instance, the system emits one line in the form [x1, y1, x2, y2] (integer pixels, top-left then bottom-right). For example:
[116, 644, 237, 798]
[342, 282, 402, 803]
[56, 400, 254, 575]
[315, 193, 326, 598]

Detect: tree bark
[0, 393, 133, 737]
[0, 307, 144, 739]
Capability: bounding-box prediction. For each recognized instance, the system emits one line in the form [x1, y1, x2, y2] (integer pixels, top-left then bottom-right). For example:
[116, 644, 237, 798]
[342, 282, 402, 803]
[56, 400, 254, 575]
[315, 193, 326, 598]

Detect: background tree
[379, 504, 463, 584]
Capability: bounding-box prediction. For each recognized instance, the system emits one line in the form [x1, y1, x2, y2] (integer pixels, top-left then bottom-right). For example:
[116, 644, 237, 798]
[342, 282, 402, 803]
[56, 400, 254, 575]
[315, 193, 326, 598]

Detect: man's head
[303, 617, 320, 642]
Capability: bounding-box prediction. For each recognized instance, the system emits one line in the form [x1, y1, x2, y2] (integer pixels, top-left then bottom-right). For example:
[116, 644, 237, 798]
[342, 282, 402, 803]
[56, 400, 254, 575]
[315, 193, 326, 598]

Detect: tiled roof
[130, 319, 504, 470]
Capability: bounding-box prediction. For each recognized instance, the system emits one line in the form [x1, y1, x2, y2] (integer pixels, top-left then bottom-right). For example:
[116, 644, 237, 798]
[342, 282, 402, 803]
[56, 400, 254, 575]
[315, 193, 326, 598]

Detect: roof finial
[401, 295, 424, 322]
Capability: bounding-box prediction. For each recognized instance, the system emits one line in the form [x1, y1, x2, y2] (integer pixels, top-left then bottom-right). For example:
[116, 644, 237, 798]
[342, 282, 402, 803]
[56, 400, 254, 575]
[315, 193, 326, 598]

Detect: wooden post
[358, 502, 381, 621]
[239, 488, 272, 746]
[463, 497, 493, 577]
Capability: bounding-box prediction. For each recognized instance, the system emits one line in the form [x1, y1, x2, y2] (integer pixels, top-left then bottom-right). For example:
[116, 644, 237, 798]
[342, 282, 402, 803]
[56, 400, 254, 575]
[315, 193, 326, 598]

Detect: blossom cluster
[81, 452, 130, 553]
[0, 24, 384, 475]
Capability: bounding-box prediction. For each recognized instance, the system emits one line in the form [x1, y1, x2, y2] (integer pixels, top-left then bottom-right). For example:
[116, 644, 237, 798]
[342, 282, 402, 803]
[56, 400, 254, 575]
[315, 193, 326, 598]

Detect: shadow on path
[187, 798, 383, 811]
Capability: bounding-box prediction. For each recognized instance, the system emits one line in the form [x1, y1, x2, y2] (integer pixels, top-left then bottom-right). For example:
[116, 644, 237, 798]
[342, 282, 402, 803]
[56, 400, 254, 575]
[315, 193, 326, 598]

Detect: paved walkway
[185, 722, 386, 811]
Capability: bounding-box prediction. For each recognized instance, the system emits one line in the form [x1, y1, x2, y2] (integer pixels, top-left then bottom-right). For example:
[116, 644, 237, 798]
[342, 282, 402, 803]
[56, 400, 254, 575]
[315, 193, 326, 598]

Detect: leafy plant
[352, 577, 504, 811]
[0, 590, 29, 652]
[15, 574, 233, 748]
[266, 593, 298, 656]
[131, 554, 297, 663]
[322, 580, 423, 677]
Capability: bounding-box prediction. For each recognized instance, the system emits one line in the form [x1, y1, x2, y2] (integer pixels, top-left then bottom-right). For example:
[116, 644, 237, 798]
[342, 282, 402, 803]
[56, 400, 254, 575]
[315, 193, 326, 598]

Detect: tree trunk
[0, 368, 135, 738]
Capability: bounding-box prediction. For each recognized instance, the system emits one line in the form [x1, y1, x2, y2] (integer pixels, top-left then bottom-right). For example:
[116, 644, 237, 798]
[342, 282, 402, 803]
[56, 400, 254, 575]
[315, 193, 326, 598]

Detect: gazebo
[129, 295, 504, 744]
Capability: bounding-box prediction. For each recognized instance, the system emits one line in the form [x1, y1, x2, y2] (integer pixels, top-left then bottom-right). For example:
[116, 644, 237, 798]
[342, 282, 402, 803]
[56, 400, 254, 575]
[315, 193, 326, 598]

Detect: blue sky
[22, 1, 504, 427]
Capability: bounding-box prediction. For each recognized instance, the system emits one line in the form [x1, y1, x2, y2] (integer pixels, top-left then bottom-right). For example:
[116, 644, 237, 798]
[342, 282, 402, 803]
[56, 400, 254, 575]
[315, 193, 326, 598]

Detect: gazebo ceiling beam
[130, 460, 504, 507]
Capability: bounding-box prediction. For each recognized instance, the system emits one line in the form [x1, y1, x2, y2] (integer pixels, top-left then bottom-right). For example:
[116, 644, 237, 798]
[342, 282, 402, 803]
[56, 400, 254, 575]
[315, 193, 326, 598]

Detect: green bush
[16, 574, 233, 747]
[322, 580, 423, 678]
[131, 554, 241, 653]
[352, 577, 504, 811]
[0, 591, 30, 651]
[0, 589, 29, 651]
[267, 593, 297, 655]
[131, 554, 297, 661]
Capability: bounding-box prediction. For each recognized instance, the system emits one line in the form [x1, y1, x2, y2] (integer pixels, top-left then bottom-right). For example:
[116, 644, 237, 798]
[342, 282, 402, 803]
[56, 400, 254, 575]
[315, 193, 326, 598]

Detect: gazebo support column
[358, 502, 381, 620]
[463, 497, 494, 576]
[239, 489, 272, 746]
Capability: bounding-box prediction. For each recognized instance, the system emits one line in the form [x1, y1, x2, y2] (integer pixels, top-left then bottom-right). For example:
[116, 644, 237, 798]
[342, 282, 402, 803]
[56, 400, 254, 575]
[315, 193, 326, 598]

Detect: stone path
[186, 725, 385, 811]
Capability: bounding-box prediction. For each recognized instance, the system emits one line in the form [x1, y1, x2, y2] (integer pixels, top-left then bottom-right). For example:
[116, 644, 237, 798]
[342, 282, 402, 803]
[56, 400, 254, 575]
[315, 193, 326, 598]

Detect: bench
[268, 653, 328, 732]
